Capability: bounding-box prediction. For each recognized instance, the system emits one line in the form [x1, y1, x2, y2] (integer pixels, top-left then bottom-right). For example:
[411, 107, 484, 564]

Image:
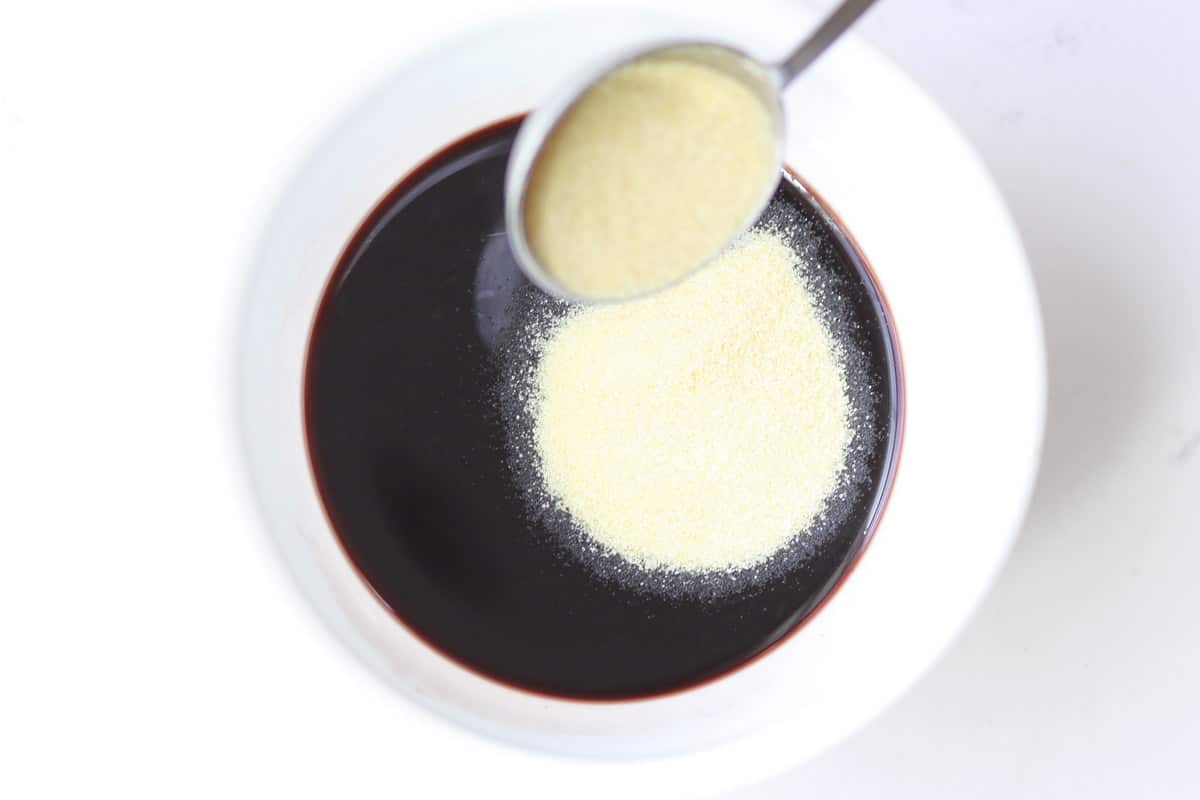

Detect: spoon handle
[776, 0, 879, 86]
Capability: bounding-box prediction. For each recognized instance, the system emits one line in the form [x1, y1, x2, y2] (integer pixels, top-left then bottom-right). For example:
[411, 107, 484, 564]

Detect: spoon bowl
[504, 41, 785, 305]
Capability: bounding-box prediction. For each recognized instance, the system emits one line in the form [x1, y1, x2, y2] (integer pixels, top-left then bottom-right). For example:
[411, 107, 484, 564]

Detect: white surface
[0, 1, 1195, 798]
[237, 3, 1038, 765]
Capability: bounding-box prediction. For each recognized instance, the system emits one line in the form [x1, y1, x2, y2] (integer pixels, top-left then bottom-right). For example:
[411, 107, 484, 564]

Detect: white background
[1, 0, 1196, 797]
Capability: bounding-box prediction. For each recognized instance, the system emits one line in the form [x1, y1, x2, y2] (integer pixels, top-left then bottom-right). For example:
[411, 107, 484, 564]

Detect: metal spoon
[505, 0, 879, 304]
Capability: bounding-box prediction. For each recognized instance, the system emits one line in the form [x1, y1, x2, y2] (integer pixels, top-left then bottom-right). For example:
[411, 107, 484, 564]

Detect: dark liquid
[305, 117, 901, 700]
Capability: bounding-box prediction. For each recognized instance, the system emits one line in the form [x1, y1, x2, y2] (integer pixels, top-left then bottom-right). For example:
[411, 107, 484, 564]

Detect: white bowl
[237, 2, 1043, 773]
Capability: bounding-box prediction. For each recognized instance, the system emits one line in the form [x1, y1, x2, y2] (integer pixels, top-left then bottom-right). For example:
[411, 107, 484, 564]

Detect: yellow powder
[531, 230, 850, 572]
[523, 56, 777, 301]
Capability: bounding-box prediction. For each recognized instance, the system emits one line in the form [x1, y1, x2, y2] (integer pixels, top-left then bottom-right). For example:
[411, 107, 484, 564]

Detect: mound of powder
[523, 56, 777, 301]
[530, 230, 851, 573]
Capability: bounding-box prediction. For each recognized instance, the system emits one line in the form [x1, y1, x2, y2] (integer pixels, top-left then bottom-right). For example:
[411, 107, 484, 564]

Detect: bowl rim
[234, 3, 1045, 770]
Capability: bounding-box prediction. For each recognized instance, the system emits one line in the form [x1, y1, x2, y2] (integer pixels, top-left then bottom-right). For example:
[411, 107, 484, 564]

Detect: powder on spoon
[523, 55, 778, 301]
[529, 229, 851, 573]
